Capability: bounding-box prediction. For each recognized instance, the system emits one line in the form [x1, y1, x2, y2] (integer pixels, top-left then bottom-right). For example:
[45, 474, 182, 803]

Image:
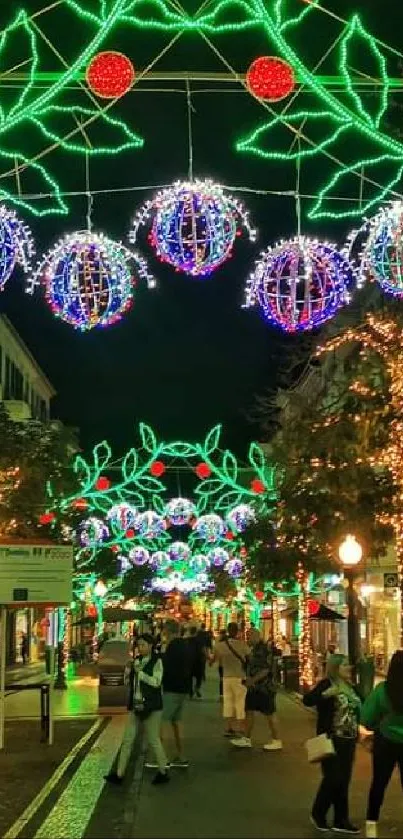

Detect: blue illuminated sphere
[136, 511, 166, 540]
[78, 516, 109, 547]
[129, 546, 150, 566]
[165, 497, 196, 526]
[0, 206, 33, 290]
[226, 504, 255, 534]
[195, 514, 225, 543]
[150, 181, 238, 277]
[366, 202, 403, 296]
[246, 237, 354, 333]
[41, 231, 134, 331]
[207, 547, 229, 567]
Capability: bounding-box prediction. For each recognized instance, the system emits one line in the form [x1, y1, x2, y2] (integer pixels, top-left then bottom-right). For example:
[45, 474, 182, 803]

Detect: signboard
[384, 572, 398, 591]
[0, 544, 73, 605]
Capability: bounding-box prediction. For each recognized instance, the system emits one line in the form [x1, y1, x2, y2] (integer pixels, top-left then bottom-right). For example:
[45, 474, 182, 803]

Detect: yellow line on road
[3, 718, 103, 839]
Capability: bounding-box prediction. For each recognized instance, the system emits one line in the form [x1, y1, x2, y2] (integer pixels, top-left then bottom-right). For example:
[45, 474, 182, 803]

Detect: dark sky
[0, 0, 401, 456]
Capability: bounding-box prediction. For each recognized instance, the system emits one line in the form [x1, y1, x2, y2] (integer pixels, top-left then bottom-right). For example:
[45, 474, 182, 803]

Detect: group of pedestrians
[105, 619, 282, 788]
[304, 650, 403, 838]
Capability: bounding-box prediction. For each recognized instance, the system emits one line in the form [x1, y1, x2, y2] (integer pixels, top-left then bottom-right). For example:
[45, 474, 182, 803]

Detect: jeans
[367, 733, 403, 821]
[312, 737, 356, 826]
[117, 710, 167, 777]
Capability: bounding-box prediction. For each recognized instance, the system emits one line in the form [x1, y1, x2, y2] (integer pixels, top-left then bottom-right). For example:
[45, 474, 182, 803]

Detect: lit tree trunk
[394, 516, 403, 648]
[297, 563, 314, 691]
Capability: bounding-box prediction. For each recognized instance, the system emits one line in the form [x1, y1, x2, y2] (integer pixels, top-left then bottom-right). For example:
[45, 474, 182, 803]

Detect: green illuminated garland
[0, 0, 402, 219]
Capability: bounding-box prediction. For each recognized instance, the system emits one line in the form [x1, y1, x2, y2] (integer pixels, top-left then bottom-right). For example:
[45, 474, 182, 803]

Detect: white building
[0, 315, 55, 421]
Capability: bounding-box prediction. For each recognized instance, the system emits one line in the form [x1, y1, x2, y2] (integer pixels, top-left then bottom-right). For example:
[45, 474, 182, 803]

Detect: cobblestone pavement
[4, 675, 403, 838]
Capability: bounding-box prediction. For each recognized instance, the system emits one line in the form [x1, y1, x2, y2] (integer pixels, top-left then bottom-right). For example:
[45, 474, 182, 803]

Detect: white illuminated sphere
[165, 497, 196, 526]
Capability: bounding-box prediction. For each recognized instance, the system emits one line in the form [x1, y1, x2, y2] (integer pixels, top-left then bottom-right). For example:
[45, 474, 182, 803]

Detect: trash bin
[283, 655, 300, 692]
[98, 636, 131, 713]
[357, 656, 375, 700]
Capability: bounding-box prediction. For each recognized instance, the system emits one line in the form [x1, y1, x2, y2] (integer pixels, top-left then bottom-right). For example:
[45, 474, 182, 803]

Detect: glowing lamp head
[338, 535, 363, 568]
[94, 580, 107, 598]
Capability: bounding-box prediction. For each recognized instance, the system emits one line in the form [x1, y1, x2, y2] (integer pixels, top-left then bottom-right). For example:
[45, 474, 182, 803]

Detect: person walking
[362, 650, 403, 839]
[303, 654, 361, 834]
[231, 627, 282, 751]
[188, 626, 204, 699]
[20, 633, 29, 665]
[217, 628, 227, 700]
[214, 622, 249, 741]
[105, 634, 169, 786]
[147, 619, 190, 769]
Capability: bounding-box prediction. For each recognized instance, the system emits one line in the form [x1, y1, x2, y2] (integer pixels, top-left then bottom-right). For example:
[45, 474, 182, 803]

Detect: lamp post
[94, 581, 107, 636]
[338, 535, 363, 681]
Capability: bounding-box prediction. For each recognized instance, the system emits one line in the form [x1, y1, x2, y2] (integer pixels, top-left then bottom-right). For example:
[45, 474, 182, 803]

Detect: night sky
[0, 0, 401, 456]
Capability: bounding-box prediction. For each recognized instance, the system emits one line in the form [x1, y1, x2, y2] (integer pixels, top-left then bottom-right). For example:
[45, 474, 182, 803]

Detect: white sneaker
[365, 822, 377, 839]
[230, 736, 252, 748]
[263, 740, 283, 751]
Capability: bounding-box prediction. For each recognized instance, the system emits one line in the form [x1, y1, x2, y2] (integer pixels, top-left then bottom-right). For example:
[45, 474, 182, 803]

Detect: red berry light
[39, 512, 55, 525]
[125, 528, 135, 539]
[86, 51, 135, 99]
[96, 476, 110, 491]
[255, 590, 265, 602]
[308, 600, 320, 617]
[150, 461, 166, 477]
[73, 497, 88, 510]
[195, 462, 211, 479]
[251, 478, 265, 494]
[246, 56, 295, 102]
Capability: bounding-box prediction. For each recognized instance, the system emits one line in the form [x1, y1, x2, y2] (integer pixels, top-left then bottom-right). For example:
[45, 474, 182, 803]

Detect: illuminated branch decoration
[43, 424, 276, 592]
[0, 0, 401, 220]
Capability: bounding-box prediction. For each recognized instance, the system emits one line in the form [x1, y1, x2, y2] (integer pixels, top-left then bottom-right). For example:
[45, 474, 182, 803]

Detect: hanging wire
[85, 151, 93, 233]
[186, 79, 195, 182]
[295, 138, 302, 238]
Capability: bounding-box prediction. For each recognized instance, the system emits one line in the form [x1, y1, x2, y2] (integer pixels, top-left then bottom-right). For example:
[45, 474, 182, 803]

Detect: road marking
[3, 718, 103, 839]
[34, 716, 126, 839]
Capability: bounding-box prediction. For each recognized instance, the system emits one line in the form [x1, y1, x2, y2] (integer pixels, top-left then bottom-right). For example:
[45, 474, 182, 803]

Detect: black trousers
[367, 733, 403, 821]
[312, 737, 356, 826]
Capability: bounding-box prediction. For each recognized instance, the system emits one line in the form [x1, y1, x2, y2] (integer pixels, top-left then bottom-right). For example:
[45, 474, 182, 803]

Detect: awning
[280, 604, 345, 622]
[103, 608, 149, 622]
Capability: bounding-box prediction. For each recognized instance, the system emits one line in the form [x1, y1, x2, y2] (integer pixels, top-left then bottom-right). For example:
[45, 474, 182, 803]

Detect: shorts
[223, 677, 247, 720]
[162, 692, 186, 723]
[245, 689, 276, 716]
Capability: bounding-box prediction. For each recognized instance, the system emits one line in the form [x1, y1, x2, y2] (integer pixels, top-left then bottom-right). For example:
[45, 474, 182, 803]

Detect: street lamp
[338, 535, 363, 680]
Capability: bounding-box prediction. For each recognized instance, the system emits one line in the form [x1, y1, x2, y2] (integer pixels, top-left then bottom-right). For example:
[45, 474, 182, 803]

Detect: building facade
[0, 315, 56, 665]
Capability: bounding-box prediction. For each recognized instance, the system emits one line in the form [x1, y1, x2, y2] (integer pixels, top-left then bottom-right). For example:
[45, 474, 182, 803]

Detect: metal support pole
[346, 569, 360, 683]
[0, 608, 6, 750]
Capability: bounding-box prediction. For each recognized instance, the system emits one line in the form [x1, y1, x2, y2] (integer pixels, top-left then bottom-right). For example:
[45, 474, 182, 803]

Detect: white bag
[305, 733, 335, 763]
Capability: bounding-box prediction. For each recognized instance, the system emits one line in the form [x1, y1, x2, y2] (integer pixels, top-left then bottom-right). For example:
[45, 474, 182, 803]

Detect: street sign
[384, 572, 398, 591]
[0, 544, 73, 605]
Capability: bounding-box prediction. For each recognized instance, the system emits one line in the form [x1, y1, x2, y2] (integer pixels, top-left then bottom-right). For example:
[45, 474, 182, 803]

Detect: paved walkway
[4, 675, 403, 838]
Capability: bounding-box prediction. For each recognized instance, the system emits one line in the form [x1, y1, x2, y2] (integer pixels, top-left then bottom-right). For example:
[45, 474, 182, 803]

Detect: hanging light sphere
[207, 546, 229, 567]
[366, 202, 403, 296]
[106, 503, 138, 532]
[150, 550, 171, 572]
[195, 514, 226, 543]
[78, 516, 109, 547]
[33, 231, 146, 331]
[136, 510, 166, 540]
[165, 497, 196, 526]
[129, 546, 150, 566]
[225, 557, 244, 577]
[226, 504, 256, 534]
[131, 180, 255, 278]
[0, 206, 34, 291]
[169, 541, 192, 563]
[245, 236, 354, 333]
[189, 554, 210, 573]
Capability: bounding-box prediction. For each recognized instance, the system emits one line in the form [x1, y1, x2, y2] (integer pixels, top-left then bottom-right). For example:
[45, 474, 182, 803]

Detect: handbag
[305, 733, 335, 763]
[225, 639, 247, 673]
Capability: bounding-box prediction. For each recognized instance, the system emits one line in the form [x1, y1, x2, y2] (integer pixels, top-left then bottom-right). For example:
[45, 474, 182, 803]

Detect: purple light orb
[78, 516, 109, 547]
[165, 497, 196, 526]
[226, 504, 256, 534]
[225, 558, 244, 577]
[207, 547, 229, 568]
[169, 541, 191, 563]
[129, 546, 150, 566]
[136, 510, 166, 540]
[150, 550, 171, 572]
[194, 514, 225, 543]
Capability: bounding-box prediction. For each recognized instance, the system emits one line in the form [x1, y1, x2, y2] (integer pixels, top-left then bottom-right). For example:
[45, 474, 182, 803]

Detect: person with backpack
[231, 627, 282, 751]
[362, 650, 403, 839]
[214, 622, 249, 741]
[105, 634, 169, 787]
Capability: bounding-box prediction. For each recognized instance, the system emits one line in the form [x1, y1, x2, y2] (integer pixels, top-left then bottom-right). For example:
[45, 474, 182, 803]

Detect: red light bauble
[240, 547, 248, 558]
[150, 461, 166, 477]
[225, 531, 234, 541]
[87, 604, 97, 618]
[246, 56, 295, 102]
[125, 529, 135, 539]
[96, 476, 110, 491]
[195, 462, 211, 479]
[255, 590, 264, 601]
[111, 545, 119, 553]
[308, 600, 320, 617]
[39, 512, 55, 525]
[251, 478, 265, 494]
[73, 497, 88, 510]
[86, 51, 135, 99]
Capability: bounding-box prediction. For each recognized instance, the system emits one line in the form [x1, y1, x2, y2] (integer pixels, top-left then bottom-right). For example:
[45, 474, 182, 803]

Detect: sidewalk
[85, 678, 403, 839]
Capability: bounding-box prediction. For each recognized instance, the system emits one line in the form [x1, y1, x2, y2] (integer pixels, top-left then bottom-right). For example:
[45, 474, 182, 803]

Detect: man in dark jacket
[147, 619, 190, 769]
